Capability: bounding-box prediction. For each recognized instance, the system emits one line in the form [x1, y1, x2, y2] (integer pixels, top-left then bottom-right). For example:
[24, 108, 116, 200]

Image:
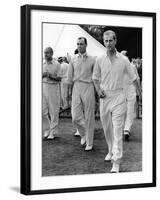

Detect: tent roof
[43, 24, 106, 58]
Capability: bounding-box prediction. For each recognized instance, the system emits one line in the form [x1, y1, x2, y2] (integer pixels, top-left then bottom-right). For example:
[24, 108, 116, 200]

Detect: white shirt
[43, 60, 60, 84]
[59, 62, 69, 83]
[92, 51, 137, 91]
[123, 63, 140, 88]
[67, 53, 95, 84]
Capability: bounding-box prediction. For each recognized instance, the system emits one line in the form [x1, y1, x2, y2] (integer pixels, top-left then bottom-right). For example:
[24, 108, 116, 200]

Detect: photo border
[20, 4, 156, 195]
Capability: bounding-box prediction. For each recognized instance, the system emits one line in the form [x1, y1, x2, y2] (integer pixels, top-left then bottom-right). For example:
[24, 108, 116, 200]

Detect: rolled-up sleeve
[67, 61, 74, 84]
[92, 58, 101, 81]
[125, 60, 137, 83]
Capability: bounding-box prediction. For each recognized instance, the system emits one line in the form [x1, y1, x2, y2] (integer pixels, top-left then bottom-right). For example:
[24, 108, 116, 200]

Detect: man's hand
[48, 73, 61, 82]
[42, 71, 49, 78]
[93, 80, 106, 99]
[98, 89, 106, 98]
[134, 79, 142, 102]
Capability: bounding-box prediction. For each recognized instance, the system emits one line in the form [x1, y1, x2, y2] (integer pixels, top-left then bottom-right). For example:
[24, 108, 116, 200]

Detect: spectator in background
[136, 58, 142, 84]
[42, 47, 61, 140]
[58, 57, 69, 109]
[66, 52, 71, 63]
[131, 58, 137, 68]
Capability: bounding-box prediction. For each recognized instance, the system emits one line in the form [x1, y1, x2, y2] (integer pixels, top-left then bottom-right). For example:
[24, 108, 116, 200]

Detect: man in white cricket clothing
[42, 47, 61, 139]
[121, 51, 141, 141]
[67, 37, 95, 151]
[59, 57, 69, 109]
[92, 30, 141, 172]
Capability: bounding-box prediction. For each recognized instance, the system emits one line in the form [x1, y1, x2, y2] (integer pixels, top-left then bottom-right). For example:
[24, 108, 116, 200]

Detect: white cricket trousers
[43, 83, 60, 136]
[100, 89, 126, 163]
[124, 84, 137, 132]
[72, 81, 95, 146]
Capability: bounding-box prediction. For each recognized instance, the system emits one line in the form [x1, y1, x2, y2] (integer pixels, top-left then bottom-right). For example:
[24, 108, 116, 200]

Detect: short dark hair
[74, 49, 79, 54]
[77, 37, 87, 45]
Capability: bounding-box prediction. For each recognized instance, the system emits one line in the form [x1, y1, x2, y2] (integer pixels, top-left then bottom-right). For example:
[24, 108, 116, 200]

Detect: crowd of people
[42, 30, 142, 173]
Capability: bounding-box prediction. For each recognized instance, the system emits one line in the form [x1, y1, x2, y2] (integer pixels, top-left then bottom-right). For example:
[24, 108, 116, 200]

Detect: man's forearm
[49, 74, 61, 82]
[93, 80, 106, 98]
[93, 80, 101, 94]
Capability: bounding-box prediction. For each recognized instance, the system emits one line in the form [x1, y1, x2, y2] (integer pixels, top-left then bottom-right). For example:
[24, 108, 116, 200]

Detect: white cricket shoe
[47, 133, 55, 140]
[74, 129, 80, 136]
[43, 130, 50, 139]
[80, 136, 86, 146]
[104, 153, 112, 161]
[85, 145, 93, 151]
[111, 162, 119, 173]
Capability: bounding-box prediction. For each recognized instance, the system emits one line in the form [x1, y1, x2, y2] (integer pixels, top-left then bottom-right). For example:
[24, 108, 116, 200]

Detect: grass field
[42, 118, 142, 176]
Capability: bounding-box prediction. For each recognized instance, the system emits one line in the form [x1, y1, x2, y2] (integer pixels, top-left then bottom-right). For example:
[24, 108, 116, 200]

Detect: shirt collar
[105, 49, 121, 58]
[78, 52, 88, 58]
[44, 58, 55, 65]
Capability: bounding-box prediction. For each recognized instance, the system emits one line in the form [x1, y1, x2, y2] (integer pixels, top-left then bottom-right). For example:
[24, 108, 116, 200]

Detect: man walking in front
[67, 37, 95, 151]
[93, 30, 141, 172]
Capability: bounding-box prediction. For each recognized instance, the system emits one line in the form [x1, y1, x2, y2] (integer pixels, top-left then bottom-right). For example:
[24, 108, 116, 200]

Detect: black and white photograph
[42, 23, 142, 177]
[20, 5, 156, 195]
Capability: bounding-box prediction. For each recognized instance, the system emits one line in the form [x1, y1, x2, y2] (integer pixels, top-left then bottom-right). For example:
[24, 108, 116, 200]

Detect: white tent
[43, 24, 106, 58]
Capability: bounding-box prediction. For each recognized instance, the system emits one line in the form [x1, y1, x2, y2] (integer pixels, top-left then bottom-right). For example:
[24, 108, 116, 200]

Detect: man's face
[77, 38, 87, 54]
[136, 58, 141, 67]
[44, 48, 53, 61]
[103, 34, 116, 51]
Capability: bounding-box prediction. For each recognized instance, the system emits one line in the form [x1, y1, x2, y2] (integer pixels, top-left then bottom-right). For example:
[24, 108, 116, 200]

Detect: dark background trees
[80, 25, 142, 61]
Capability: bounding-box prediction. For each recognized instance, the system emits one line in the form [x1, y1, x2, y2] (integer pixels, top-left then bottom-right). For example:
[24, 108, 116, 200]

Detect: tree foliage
[80, 25, 105, 45]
